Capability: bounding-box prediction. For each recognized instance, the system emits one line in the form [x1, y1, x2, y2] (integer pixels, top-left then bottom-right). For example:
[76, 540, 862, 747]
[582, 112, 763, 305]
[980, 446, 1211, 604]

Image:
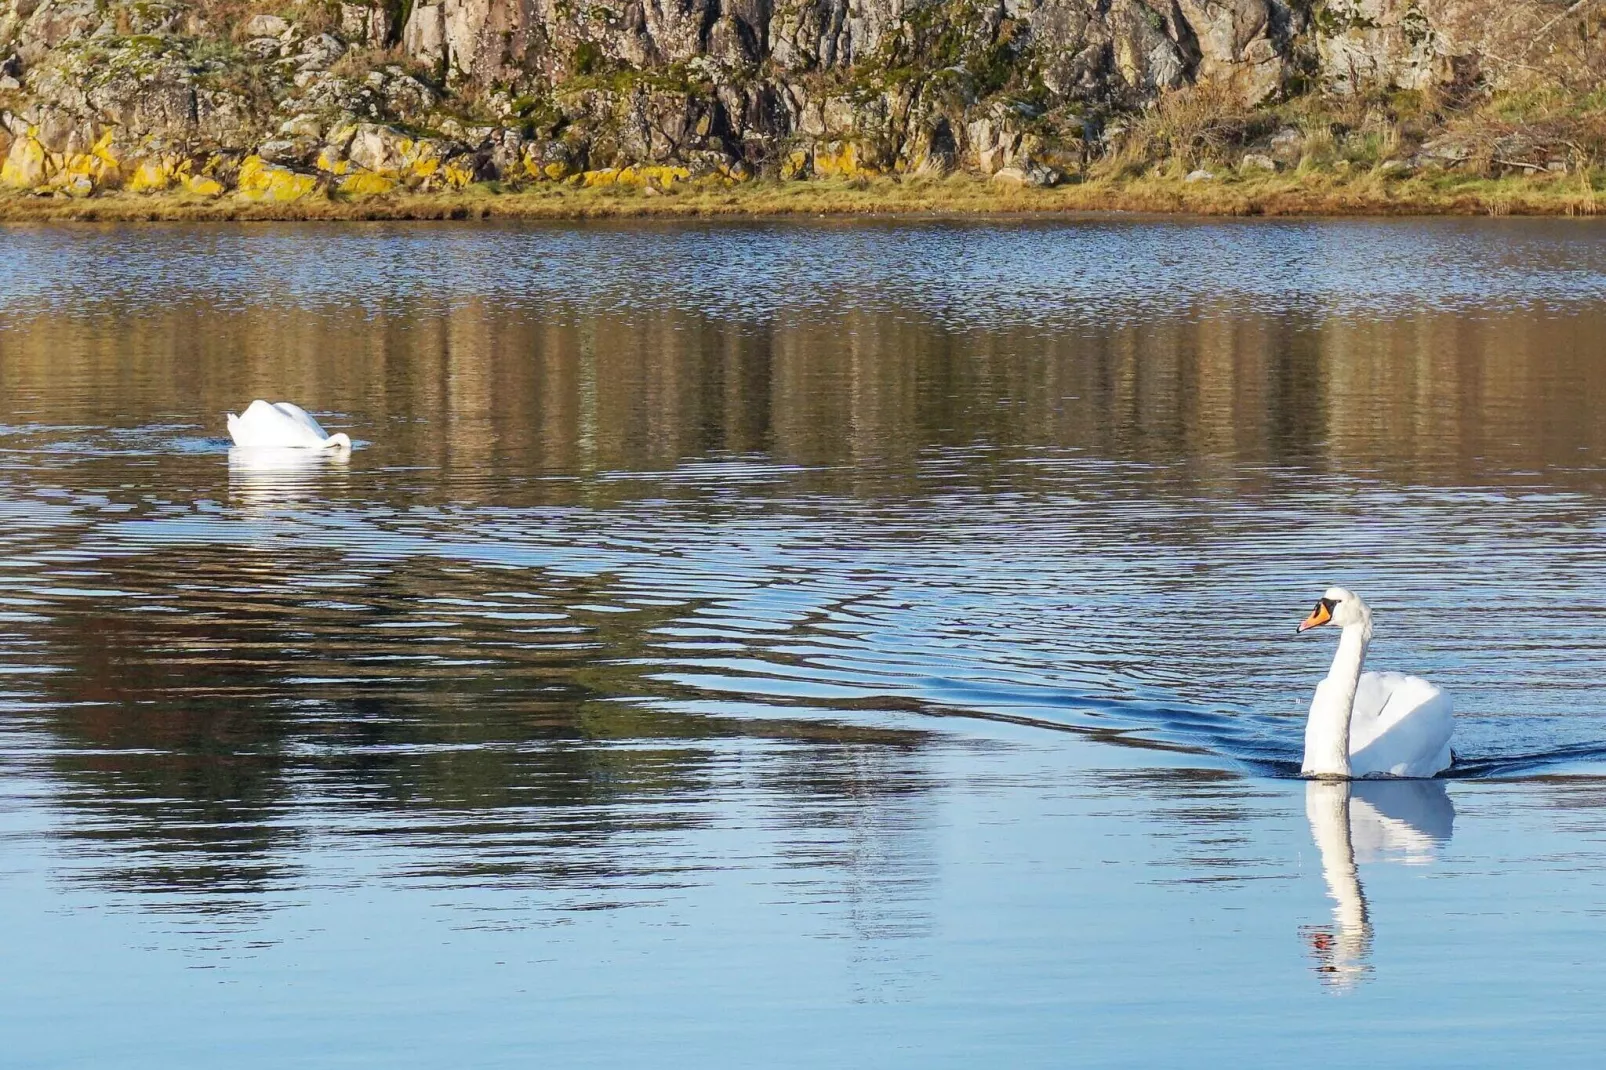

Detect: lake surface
[3, 217, 1606, 1065]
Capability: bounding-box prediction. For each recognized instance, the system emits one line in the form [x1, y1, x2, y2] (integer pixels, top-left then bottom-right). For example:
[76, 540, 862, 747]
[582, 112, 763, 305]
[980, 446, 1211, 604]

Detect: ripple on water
[4, 223, 1606, 1066]
[0, 219, 1604, 915]
[0, 458, 1601, 784]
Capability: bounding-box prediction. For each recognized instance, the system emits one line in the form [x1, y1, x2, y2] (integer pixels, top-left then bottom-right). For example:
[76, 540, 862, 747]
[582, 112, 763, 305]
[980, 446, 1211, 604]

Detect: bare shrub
[1113, 81, 1276, 172]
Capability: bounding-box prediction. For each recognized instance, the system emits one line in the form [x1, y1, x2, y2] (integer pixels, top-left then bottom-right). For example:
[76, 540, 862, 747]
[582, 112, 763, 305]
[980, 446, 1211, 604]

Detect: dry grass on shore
[1, 168, 1602, 224]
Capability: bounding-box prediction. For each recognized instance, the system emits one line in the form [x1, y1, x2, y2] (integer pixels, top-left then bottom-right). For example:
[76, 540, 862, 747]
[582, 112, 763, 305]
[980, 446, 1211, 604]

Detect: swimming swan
[1296, 588, 1453, 779]
[227, 400, 352, 451]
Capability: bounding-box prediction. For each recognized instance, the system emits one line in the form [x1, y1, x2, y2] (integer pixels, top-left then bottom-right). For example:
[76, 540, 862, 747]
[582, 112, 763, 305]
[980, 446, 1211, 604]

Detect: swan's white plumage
[1300, 588, 1453, 780]
[1313, 670, 1453, 778]
[227, 400, 351, 451]
[1346, 671, 1453, 778]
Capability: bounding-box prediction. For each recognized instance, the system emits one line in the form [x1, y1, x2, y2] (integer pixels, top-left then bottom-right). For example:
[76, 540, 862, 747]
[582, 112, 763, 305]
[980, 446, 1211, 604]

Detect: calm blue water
[2, 218, 1606, 1065]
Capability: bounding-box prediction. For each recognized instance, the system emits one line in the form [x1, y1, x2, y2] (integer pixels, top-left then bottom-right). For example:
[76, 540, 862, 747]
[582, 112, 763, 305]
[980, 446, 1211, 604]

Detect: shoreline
[2, 170, 1602, 224]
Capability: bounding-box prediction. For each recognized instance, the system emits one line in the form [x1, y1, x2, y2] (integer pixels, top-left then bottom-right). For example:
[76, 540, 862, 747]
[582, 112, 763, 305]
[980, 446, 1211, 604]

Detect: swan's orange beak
[1296, 601, 1332, 633]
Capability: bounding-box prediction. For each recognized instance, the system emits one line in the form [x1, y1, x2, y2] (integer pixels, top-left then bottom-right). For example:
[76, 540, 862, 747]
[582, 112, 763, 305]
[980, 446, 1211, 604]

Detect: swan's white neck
[1303, 613, 1372, 778]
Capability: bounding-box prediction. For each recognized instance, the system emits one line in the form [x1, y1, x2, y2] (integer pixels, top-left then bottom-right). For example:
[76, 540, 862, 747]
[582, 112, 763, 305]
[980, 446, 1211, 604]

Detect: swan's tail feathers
[226, 412, 242, 447]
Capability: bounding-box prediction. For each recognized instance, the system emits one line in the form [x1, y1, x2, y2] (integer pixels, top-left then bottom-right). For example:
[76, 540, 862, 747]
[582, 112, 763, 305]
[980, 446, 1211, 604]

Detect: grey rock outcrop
[0, 0, 1596, 196]
[1317, 0, 1448, 94]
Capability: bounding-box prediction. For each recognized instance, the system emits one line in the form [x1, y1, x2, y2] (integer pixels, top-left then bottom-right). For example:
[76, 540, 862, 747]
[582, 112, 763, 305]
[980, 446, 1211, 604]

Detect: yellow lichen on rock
[92, 130, 119, 165]
[781, 150, 810, 180]
[336, 171, 396, 196]
[409, 155, 440, 180]
[638, 165, 689, 188]
[57, 151, 99, 184]
[1, 129, 49, 188]
[580, 165, 690, 190]
[126, 154, 202, 194]
[441, 156, 475, 188]
[236, 155, 318, 202]
[315, 146, 351, 175]
[71, 130, 124, 188]
[812, 141, 875, 178]
[127, 157, 178, 193]
[185, 174, 225, 197]
[519, 144, 578, 182]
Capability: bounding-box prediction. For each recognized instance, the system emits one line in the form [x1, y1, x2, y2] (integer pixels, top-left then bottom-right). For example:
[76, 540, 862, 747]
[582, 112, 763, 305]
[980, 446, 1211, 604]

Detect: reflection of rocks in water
[1301, 779, 1454, 990]
[1091, 766, 1274, 871]
[23, 540, 939, 926]
[9, 280, 1606, 497]
[36, 546, 315, 915]
[765, 744, 938, 945]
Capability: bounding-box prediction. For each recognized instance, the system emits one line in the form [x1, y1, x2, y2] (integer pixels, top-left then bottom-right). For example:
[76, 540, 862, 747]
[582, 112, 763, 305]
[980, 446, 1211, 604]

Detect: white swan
[227, 400, 352, 451]
[1296, 587, 1453, 779]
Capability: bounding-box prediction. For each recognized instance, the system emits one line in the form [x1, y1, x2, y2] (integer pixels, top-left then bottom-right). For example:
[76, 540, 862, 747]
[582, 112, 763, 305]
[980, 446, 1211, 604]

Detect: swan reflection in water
[1301, 778, 1454, 989]
[228, 446, 351, 512]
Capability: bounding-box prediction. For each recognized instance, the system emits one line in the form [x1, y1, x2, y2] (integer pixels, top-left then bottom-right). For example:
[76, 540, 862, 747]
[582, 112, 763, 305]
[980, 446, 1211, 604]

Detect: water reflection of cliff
[2, 297, 1604, 493]
[24, 539, 941, 927]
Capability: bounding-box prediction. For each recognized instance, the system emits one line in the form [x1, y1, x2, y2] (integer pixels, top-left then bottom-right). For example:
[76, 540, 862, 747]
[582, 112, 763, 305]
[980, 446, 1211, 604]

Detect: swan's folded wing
[230, 401, 284, 448]
[270, 402, 330, 439]
[1349, 671, 1453, 777]
[240, 399, 281, 422]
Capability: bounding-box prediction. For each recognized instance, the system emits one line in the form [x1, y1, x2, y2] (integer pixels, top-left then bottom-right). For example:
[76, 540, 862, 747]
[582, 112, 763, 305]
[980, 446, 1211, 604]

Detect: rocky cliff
[0, 0, 1601, 199]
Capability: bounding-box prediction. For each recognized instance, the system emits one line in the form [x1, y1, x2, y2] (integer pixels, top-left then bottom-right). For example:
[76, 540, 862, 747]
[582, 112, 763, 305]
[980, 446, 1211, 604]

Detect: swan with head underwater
[1296, 588, 1453, 779]
[227, 400, 351, 452]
